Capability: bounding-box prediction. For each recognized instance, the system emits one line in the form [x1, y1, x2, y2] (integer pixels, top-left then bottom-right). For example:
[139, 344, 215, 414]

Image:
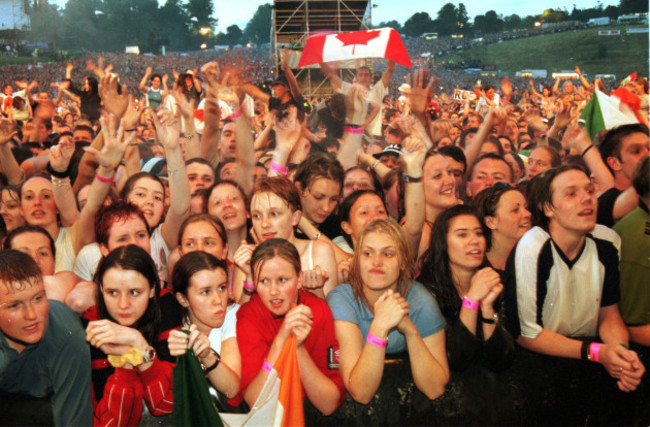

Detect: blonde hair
[348, 219, 413, 309]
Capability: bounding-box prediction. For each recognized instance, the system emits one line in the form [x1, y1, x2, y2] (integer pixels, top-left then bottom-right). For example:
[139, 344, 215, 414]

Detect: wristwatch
[143, 346, 157, 363]
[480, 313, 499, 324]
[402, 173, 423, 183]
[201, 349, 221, 375]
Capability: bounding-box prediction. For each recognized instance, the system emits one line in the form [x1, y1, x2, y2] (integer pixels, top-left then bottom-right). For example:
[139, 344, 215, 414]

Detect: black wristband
[46, 162, 71, 178]
[581, 144, 595, 158]
[402, 173, 423, 183]
[580, 340, 591, 361]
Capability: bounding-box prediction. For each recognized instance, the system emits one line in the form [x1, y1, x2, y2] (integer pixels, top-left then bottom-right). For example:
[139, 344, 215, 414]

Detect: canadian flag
[298, 28, 412, 68]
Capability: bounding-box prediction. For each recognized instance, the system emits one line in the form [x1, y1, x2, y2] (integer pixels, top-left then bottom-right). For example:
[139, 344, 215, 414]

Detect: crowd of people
[0, 42, 648, 425]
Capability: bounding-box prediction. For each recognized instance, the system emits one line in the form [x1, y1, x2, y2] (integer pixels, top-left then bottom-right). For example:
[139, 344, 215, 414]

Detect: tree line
[21, 0, 648, 53]
[382, 0, 647, 38]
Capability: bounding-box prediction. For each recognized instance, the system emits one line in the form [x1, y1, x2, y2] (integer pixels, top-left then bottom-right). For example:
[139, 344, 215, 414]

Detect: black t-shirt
[597, 187, 622, 228]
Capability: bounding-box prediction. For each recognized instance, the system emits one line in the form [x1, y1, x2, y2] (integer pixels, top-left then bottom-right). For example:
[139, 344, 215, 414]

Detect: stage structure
[272, 0, 372, 97]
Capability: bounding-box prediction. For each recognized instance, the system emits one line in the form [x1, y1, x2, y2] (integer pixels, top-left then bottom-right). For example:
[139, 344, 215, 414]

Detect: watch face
[144, 347, 156, 362]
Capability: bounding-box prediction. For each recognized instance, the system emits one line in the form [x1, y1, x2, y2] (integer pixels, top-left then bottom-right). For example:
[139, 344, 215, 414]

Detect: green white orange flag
[272, 334, 304, 427]
[578, 90, 640, 141]
[219, 335, 304, 427]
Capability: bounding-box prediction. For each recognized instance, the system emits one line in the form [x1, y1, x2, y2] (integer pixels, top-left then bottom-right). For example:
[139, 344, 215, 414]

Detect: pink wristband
[244, 281, 254, 291]
[462, 296, 479, 311]
[344, 125, 364, 134]
[588, 343, 601, 363]
[262, 360, 273, 373]
[228, 109, 243, 120]
[95, 173, 114, 184]
[269, 161, 288, 176]
[366, 333, 388, 348]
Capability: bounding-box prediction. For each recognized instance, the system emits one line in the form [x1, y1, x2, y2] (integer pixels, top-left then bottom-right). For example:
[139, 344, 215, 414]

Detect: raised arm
[269, 106, 301, 176]
[171, 89, 200, 160]
[575, 66, 592, 92]
[161, 74, 169, 99]
[139, 67, 152, 93]
[49, 138, 80, 226]
[281, 49, 302, 102]
[400, 137, 426, 256]
[151, 106, 190, 249]
[561, 124, 614, 195]
[69, 114, 129, 254]
[337, 84, 368, 170]
[464, 108, 505, 172]
[0, 119, 25, 185]
[199, 61, 222, 165]
[380, 60, 396, 88]
[319, 62, 343, 92]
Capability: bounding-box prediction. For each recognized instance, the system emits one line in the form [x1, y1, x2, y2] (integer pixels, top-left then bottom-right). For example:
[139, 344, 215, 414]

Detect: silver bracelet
[51, 176, 71, 186]
[167, 165, 184, 176]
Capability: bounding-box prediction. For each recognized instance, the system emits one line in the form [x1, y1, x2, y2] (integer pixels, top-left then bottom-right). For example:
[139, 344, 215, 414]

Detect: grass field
[0, 56, 43, 65]
[436, 26, 648, 79]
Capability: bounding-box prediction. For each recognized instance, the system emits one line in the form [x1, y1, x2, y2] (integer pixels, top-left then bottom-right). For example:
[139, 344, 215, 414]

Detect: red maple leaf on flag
[336, 30, 381, 55]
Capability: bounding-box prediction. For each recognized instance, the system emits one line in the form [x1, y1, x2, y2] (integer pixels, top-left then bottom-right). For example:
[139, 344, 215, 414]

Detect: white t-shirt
[341, 80, 387, 137]
[54, 226, 76, 273]
[208, 303, 240, 353]
[72, 226, 170, 283]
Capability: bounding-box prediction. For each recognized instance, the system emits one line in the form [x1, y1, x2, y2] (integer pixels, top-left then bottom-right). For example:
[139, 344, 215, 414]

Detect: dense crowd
[0, 44, 648, 425]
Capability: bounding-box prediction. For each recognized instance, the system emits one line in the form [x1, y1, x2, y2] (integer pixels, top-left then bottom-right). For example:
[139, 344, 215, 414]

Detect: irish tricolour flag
[298, 28, 412, 68]
[220, 335, 304, 427]
[579, 90, 640, 140]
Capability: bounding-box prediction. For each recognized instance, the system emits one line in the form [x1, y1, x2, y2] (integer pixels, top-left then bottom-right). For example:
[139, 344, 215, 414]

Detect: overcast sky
[50, 0, 620, 33]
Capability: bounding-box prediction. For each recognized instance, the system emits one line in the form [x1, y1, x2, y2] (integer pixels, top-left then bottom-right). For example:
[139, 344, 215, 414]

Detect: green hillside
[436, 26, 648, 79]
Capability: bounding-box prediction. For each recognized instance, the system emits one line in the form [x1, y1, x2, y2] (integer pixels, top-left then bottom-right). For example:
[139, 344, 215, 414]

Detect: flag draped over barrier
[220, 334, 304, 427]
[298, 28, 412, 68]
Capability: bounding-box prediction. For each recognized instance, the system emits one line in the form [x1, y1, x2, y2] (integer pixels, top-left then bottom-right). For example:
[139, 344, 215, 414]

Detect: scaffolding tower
[272, 0, 372, 97]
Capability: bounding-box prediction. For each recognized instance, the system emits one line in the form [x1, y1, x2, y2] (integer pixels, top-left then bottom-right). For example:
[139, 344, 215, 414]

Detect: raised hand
[86, 56, 106, 78]
[429, 118, 454, 144]
[201, 61, 221, 93]
[122, 95, 142, 131]
[151, 106, 180, 151]
[407, 68, 436, 117]
[561, 124, 592, 153]
[34, 100, 55, 121]
[501, 76, 513, 100]
[401, 136, 427, 176]
[345, 84, 369, 126]
[99, 74, 129, 118]
[84, 114, 128, 171]
[49, 136, 75, 173]
[273, 105, 301, 152]
[171, 88, 195, 120]
[0, 119, 17, 145]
